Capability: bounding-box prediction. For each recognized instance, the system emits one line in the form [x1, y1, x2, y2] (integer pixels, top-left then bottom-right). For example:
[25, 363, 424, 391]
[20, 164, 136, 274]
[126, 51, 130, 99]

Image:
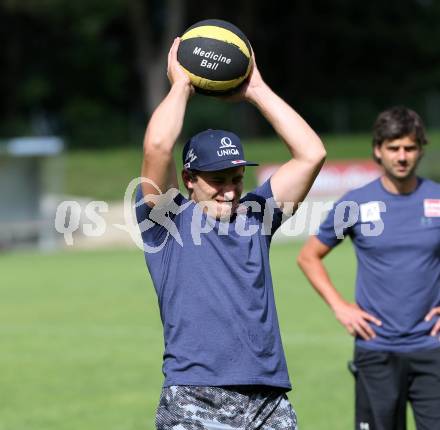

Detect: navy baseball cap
[182, 129, 258, 171]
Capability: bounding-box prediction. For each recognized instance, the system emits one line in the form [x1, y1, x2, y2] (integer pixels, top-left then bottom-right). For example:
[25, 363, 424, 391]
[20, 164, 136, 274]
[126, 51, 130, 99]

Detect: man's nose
[398, 148, 407, 161]
[223, 189, 236, 202]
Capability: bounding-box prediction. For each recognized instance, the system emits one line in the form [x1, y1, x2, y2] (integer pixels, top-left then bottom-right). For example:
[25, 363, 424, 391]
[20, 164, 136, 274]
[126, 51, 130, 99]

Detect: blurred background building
[0, 136, 63, 249]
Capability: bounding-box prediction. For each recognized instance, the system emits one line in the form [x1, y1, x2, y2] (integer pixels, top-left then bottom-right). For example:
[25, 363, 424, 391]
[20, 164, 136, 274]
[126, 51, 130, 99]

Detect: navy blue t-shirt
[136, 179, 291, 390]
[317, 177, 440, 352]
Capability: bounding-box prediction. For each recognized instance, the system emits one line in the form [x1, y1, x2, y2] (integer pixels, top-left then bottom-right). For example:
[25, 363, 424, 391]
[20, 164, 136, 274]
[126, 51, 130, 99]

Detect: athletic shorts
[156, 385, 298, 430]
[350, 346, 440, 430]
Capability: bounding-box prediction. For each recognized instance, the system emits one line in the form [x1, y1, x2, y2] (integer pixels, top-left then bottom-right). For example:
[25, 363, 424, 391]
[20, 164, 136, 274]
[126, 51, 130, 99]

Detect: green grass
[0, 242, 417, 429]
[63, 131, 440, 201]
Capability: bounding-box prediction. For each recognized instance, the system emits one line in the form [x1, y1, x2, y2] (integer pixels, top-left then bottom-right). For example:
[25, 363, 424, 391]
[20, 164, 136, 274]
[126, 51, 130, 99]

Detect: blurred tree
[1, 0, 135, 144]
[128, 0, 184, 116]
[2, 0, 440, 145]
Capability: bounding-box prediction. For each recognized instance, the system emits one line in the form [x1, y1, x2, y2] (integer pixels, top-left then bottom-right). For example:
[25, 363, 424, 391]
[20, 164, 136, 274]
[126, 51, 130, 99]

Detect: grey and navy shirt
[136, 179, 291, 390]
[317, 177, 440, 352]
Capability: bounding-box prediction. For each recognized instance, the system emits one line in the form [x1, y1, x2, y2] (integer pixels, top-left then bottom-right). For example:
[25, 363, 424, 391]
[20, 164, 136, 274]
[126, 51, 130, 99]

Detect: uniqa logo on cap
[217, 137, 239, 156]
[219, 137, 236, 148]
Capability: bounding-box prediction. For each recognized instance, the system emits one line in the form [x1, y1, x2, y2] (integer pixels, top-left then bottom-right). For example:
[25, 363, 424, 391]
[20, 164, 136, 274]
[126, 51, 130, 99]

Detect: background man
[297, 106, 440, 430]
[136, 38, 326, 429]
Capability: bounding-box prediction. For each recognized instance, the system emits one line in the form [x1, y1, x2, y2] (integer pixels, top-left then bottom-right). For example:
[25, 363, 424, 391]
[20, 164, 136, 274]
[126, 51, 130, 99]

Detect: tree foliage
[1, 0, 440, 147]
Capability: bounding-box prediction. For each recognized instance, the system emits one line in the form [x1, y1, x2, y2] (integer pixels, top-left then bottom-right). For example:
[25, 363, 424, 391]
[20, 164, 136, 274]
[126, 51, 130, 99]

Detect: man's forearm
[141, 81, 191, 197]
[297, 239, 382, 340]
[249, 83, 325, 163]
[297, 253, 346, 312]
[144, 82, 192, 154]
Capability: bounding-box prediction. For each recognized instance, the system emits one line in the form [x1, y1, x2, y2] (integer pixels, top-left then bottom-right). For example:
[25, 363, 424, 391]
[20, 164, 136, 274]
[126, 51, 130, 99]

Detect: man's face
[185, 166, 245, 220]
[374, 135, 422, 181]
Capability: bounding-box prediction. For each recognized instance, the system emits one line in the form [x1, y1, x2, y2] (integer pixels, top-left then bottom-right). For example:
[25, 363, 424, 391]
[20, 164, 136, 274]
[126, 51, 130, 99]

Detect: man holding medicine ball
[136, 35, 326, 430]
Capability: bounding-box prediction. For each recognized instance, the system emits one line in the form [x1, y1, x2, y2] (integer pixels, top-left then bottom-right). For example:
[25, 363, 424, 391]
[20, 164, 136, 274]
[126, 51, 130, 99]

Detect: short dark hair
[372, 106, 428, 148]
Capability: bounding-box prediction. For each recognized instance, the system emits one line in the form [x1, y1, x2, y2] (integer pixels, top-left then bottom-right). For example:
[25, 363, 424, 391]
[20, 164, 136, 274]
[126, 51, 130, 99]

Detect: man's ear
[182, 170, 195, 190]
[373, 145, 382, 164]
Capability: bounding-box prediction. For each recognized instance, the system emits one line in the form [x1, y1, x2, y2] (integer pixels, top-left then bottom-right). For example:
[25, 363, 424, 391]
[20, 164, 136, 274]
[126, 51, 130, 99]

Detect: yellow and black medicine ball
[177, 19, 252, 94]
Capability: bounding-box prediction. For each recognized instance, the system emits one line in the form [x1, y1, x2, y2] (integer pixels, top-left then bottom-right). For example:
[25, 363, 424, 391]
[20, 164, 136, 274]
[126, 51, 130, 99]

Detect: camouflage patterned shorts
[156, 385, 298, 430]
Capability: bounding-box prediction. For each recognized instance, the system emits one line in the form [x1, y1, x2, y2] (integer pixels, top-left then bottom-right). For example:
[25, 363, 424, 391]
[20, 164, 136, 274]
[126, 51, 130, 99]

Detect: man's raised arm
[241, 62, 326, 209]
[141, 38, 193, 204]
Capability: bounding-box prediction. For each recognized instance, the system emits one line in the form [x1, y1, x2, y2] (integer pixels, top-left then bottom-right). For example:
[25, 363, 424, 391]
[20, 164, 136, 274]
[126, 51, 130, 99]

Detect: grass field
[63, 131, 440, 201]
[0, 242, 417, 430]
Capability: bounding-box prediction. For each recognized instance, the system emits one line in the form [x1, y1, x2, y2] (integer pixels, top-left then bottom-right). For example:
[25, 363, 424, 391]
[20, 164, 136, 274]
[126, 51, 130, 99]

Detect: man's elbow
[296, 248, 309, 269]
[318, 146, 327, 163]
[297, 243, 319, 269]
[301, 142, 326, 169]
[143, 137, 173, 159]
[312, 144, 327, 167]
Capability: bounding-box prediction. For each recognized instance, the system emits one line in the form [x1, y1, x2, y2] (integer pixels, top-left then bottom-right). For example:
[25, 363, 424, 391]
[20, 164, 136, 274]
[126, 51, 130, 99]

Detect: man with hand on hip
[298, 106, 440, 430]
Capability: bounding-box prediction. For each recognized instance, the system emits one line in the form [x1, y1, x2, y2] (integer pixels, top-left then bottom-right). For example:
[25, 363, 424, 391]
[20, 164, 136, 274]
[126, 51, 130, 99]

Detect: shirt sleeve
[316, 192, 356, 248]
[135, 185, 187, 248]
[243, 178, 284, 236]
